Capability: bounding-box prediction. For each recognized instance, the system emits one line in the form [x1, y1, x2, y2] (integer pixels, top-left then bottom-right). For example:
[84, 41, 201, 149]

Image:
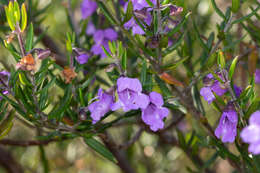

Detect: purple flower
[111, 77, 149, 112]
[88, 88, 114, 124]
[215, 106, 238, 143]
[91, 28, 118, 58]
[119, 0, 126, 6]
[141, 92, 169, 131]
[124, 13, 152, 35]
[199, 87, 216, 104]
[76, 53, 90, 64]
[234, 85, 242, 97]
[255, 69, 260, 84]
[131, 0, 156, 10]
[200, 74, 227, 104]
[81, 0, 97, 19]
[241, 111, 260, 155]
[200, 73, 242, 104]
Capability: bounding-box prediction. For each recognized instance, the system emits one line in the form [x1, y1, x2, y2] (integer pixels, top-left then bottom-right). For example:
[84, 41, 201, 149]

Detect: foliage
[0, 0, 259, 172]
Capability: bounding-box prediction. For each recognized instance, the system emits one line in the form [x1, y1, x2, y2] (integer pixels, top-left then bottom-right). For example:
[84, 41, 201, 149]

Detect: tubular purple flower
[241, 111, 260, 154]
[141, 92, 169, 131]
[88, 88, 114, 124]
[215, 106, 238, 143]
[81, 0, 97, 19]
[111, 77, 149, 112]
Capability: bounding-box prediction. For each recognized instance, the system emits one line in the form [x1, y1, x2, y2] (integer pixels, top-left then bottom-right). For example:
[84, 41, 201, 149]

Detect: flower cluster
[241, 111, 260, 155]
[88, 77, 169, 131]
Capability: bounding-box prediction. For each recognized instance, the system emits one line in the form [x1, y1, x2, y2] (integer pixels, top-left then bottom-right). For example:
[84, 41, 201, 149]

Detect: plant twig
[118, 128, 143, 149]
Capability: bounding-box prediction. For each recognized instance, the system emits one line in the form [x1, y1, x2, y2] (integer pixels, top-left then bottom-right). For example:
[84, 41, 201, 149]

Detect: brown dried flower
[62, 67, 77, 84]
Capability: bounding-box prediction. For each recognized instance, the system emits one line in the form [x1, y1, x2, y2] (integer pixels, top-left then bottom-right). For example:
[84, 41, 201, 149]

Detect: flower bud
[35, 48, 51, 60]
[169, 5, 183, 16]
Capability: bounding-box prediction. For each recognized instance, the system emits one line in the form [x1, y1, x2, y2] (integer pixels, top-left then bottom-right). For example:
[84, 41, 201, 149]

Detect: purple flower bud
[169, 5, 183, 16]
[255, 69, 260, 84]
[76, 54, 90, 64]
[0, 71, 10, 100]
[81, 0, 97, 19]
[234, 85, 242, 97]
[88, 88, 114, 124]
[0, 71, 10, 87]
[111, 77, 149, 112]
[241, 111, 260, 154]
[215, 106, 238, 143]
[35, 49, 51, 60]
[141, 92, 169, 131]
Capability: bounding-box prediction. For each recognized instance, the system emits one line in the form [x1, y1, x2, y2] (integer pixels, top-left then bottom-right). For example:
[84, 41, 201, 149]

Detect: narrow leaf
[84, 137, 116, 163]
[21, 3, 27, 32]
[228, 56, 238, 80]
[25, 23, 34, 52]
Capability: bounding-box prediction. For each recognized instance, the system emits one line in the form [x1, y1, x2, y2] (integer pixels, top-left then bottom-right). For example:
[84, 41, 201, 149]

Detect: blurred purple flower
[141, 92, 169, 131]
[91, 28, 118, 58]
[88, 88, 114, 124]
[81, 0, 97, 19]
[255, 69, 260, 84]
[241, 111, 260, 154]
[131, 0, 156, 10]
[111, 77, 149, 112]
[215, 106, 238, 143]
[124, 12, 152, 35]
[119, 0, 126, 6]
[234, 85, 242, 97]
[86, 21, 96, 36]
[76, 53, 90, 64]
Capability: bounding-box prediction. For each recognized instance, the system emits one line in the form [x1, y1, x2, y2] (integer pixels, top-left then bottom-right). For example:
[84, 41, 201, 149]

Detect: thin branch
[0, 137, 69, 147]
[100, 132, 136, 173]
[160, 114, 185, 132]
[118, 128, 144, 149]
[0, 146, 24, 173]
